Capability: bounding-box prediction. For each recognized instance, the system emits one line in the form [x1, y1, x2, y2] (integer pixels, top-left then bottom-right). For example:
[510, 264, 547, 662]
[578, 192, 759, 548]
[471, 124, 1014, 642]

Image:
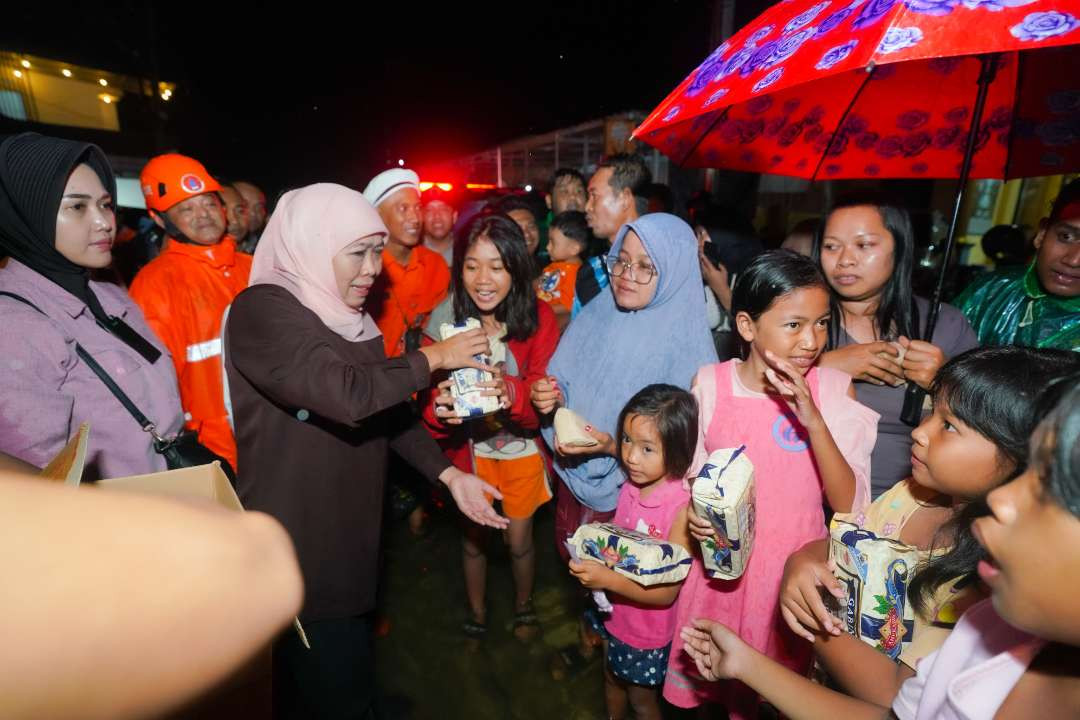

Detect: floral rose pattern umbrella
[634, 0, 1080, 179]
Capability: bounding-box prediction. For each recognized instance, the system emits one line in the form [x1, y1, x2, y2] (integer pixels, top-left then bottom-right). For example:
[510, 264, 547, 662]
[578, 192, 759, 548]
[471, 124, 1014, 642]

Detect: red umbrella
[634, 0, 1080, 179]
[634, 0, 1080, 423]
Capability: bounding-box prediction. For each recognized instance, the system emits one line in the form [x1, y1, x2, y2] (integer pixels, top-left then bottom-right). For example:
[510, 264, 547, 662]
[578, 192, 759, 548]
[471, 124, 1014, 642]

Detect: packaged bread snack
[571, 522, 692, 586]
[691, 445, 755, 580]
[438, 318, 504, 418]
[829, 519, 922, 660]
[554, 407, 598, 448]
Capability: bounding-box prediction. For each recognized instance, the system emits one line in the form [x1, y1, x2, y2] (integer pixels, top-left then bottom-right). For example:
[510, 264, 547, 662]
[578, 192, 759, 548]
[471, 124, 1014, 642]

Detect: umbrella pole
[900, 53, 1001, 426]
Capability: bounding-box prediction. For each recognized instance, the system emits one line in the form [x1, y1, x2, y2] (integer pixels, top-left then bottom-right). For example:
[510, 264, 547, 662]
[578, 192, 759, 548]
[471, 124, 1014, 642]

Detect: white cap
[362, 168, 420, 208]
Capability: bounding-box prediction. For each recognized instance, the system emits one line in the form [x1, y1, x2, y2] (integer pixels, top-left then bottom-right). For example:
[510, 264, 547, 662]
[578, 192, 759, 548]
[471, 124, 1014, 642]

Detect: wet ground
[374, 497, 608, 720]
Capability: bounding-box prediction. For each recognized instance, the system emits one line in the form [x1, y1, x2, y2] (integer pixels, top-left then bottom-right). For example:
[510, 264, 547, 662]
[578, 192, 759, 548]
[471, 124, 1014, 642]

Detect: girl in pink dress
[664, 251, 877, 719]
[570, 384, 697, 720]
[677, 373, 1080, 720]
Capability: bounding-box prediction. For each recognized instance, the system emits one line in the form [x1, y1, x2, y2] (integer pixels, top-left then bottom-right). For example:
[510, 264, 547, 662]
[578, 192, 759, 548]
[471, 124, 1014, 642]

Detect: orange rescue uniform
[129, 235, 251, 472]
[368, 245, 450, 358]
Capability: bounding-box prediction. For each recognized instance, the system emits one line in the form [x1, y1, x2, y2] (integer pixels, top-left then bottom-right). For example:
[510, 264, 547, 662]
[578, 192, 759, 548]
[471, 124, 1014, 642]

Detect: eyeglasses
[606, 257, 658, 285]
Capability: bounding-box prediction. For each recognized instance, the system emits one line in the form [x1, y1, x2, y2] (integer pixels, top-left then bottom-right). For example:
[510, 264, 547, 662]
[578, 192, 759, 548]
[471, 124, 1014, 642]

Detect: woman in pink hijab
[225, 183, 506, 719]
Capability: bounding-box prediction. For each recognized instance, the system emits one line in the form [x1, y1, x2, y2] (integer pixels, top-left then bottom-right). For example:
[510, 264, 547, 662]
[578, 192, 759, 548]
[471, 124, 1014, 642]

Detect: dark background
[2, 1, 774, 192]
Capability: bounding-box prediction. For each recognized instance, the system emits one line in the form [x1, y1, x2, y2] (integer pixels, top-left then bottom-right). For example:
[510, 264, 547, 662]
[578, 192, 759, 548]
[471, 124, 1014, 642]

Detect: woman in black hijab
[0, 132, 184, 478]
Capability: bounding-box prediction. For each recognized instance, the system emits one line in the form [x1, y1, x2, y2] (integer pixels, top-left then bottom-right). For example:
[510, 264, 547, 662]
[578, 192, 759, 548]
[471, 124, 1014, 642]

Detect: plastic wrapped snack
[829, 519, 923, 660]
[571, 522, 692, 586]
[691, 446, 755, 580]
[554, 408, 598, 448]
[439, 318, 504, 418]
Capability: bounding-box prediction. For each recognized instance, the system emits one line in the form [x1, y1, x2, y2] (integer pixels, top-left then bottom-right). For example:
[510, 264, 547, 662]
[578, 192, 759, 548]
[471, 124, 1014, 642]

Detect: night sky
[2, 1, 756, 194]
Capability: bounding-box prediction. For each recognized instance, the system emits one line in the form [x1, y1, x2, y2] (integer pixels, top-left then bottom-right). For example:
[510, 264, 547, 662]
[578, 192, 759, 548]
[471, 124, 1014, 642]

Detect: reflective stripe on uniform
[186, 338, 223, 362]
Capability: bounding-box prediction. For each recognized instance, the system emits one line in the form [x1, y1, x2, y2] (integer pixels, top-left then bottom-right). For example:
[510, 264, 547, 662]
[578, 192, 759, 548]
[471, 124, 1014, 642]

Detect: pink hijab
[249, 183, 387, 341]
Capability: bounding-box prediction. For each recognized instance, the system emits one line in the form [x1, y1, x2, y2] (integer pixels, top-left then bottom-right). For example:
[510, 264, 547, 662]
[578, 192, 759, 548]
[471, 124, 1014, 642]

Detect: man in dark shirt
[573, 153, 651, 316]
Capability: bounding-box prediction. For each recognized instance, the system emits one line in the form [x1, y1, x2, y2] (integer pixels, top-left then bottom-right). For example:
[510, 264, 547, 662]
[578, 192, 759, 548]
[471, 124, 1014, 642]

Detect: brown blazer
[225, 285, 449, 621]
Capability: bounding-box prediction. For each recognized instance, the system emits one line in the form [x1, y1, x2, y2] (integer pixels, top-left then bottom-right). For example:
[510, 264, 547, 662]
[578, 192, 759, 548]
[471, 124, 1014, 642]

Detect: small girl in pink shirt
[569, 383, 696, 720]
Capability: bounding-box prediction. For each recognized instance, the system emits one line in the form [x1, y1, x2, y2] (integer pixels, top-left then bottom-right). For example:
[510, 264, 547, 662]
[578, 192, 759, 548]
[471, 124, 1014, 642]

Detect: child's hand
[763, 350, 824, 432]
[530, 376, 562, 415]
[687, 505, 719, 544]
[569, 559, 614, 590]
[475, 367, 512, 411]
[680, 618, 750, 682]
[897, 336, 946, 391]
[432, 379, 464, 425]
[557, 425, 615, 457]
[779, 551, 845, 642]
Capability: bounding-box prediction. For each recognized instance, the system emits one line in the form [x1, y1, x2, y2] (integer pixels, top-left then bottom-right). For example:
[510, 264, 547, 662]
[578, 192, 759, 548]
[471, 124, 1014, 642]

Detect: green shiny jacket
[955, 264, 1080, 351]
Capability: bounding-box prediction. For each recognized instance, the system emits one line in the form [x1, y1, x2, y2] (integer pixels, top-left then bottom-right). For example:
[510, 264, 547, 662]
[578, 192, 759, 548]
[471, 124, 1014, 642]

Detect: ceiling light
[61, 68, 72, 77]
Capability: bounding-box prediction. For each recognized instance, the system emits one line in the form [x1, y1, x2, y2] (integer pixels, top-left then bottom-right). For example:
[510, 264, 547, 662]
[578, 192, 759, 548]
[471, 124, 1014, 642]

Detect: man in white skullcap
[362, 167, 450, 359]
[363, 168, 452, 538]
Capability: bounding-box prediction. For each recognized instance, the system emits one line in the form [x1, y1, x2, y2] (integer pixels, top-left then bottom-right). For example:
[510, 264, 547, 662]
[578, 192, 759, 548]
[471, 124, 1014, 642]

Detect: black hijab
[0, 132, 159, 362]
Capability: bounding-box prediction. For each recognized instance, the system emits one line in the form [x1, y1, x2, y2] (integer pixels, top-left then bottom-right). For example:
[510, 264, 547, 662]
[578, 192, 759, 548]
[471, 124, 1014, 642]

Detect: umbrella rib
[677, 107, 731, 168]
[810, 65, 875, 182]
[1002, 50, 1023, 181]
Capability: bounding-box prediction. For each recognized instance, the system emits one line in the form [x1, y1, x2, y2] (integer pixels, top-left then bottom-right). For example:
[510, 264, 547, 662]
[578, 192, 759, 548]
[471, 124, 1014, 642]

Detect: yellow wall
[26, 72, 119, 131]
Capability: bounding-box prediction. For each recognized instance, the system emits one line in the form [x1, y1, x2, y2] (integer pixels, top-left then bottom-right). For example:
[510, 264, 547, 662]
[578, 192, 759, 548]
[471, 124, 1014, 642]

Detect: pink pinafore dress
[664, 360, 835, 718]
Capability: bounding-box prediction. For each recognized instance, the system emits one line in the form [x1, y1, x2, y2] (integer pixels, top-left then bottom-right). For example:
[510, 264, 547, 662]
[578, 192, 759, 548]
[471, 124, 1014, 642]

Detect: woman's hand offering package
[691, 446, 755, 580]
[571, 522, 691, 586]
[439, 318, 504, 418]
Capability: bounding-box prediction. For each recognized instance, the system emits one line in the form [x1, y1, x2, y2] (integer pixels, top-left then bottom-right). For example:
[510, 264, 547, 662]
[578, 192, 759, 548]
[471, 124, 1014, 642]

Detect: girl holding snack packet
[530, 213, 716, 677]
[680, 373, 1080, 720]
[665, 250, 878, 719]
[424, 214, 560, 642]
[778, 346, 1080, 706]
[569, 384, 696, 720]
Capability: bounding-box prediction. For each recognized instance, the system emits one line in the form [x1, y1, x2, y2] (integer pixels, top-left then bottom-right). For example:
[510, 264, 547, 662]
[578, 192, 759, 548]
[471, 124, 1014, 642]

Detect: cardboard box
[98, 462, 243, 510]
[38, 422, 89, 485]
[89, 462, 310, 649]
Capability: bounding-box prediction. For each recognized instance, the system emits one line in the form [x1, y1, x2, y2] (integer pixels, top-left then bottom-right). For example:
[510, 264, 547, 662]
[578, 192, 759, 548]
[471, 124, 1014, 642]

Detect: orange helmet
[140, 153, 223, 213]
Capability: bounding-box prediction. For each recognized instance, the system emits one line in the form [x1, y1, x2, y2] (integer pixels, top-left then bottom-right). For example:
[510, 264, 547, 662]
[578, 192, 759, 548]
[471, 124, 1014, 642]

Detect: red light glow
[418, 182, 454, 192]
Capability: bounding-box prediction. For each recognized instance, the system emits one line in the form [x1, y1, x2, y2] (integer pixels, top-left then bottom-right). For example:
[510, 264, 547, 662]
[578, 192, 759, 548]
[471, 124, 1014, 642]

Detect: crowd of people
[0, 129, 1078, 719]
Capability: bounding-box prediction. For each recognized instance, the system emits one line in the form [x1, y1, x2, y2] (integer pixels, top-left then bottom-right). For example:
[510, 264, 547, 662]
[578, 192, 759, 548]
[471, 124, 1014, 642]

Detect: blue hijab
[542, 213, 718, 512]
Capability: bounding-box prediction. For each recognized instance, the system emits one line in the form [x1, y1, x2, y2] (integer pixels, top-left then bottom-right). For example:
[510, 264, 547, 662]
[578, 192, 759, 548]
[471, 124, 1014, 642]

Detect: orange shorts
[474, 453, 552, 519]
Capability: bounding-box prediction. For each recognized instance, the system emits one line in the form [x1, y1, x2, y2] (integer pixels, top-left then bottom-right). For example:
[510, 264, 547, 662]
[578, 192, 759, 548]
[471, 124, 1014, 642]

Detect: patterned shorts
[586, 608, 671, 688]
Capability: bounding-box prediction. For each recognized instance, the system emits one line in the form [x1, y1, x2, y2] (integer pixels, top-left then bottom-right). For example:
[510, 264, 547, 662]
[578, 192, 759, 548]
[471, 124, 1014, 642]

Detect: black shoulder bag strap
[0, 291, 162, 438]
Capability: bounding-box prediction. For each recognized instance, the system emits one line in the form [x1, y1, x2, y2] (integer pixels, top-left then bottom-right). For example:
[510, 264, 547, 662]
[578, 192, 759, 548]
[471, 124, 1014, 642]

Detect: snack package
[829, 519, 922, 660]
[554, 408, 598, 448]
[439, 318, 505, 418]
[691, 446, 755, 580]
[571, 522, 692, 586]
[565, 539, 614, 613]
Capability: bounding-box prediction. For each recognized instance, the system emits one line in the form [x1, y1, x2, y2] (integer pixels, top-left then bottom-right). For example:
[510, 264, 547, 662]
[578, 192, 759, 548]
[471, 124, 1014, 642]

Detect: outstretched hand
[439, 466, 509, 529]
[680, 618, 751, 682]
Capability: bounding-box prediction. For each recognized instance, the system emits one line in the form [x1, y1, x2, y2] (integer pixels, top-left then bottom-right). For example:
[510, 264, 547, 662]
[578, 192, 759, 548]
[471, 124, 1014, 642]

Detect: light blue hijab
[542, 213, 718, 512]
